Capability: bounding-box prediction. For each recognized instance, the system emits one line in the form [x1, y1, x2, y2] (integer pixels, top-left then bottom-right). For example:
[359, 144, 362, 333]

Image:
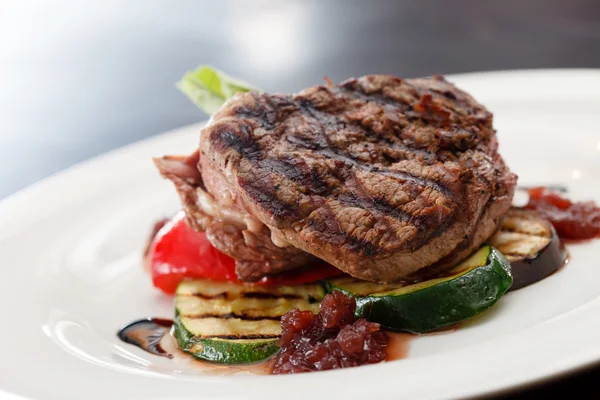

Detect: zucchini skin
[173, 280, 324, 364]
[172, 247, 513, 361]
[173, 311, 280, 364]
[331, 247, 513, 333]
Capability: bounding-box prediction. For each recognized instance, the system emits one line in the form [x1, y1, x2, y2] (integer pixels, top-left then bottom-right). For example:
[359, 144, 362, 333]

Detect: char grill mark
[182, 313, 282, 321]
[303, 200, 348, 247]
[241, 292, 302, 300]
[229, 85, 460, 253]
[229, 92, 452, 203]
[316, 145, 453, 198]
[286, 133, 326, 150]
[197, 334, 281, 340]
[338, 78, 449, 125]
[340, 76, 490, 139]
[293, 95, 459, 249]
[210, 122, 261, 160]
[306, 200, 384, 257]
[230, 93, 296, 130]
[173, 74, 517, 282]
[294, 97, 442, 251]
[337, 188, 408, 227]
[258, 157, 330, 196]
[238, 174, 300, 220]
[294, 95, 454, 198]
[182, 292, 304, 300]
[377, 141, 436, 165]
[335, 189, 393, 257]
[338, 80, 414, 116]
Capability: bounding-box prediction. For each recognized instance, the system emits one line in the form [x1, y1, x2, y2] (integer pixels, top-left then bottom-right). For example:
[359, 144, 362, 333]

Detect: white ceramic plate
[1, 69, 599, 400]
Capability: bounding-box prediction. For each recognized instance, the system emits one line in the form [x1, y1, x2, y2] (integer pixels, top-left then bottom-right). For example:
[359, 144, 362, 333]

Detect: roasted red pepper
[148, 213, 342, 294]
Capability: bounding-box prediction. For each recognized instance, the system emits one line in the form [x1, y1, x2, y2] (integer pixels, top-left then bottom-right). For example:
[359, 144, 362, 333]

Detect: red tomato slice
[526, 187, 600, 240]
[148, 212, 342, 294]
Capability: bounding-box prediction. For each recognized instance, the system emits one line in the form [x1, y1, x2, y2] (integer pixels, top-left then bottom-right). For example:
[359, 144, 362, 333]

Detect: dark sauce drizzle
[117, 318, 174, 359]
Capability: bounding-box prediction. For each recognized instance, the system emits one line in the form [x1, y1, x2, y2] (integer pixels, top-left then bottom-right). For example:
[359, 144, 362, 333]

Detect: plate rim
[2, 68, 600, 400]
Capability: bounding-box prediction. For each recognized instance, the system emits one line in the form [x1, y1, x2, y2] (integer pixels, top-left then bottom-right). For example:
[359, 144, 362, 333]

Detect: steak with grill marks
[154, 151, 317, 282]
[158, 74, 517, 282]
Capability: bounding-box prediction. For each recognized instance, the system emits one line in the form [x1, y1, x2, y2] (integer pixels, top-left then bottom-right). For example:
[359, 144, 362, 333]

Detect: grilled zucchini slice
[174, 280, 325, 364]
[488, 207, 567, 291]
[326, 246, 512, 333]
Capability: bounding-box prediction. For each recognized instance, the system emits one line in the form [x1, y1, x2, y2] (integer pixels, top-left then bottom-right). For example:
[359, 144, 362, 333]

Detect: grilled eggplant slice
[174, 280, 324, 363]
[488, 207, 567, 291]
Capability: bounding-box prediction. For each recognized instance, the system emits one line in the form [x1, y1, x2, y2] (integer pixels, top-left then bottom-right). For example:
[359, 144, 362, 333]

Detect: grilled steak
[158, 74, 517, 282]
[154, 152, 316, 281]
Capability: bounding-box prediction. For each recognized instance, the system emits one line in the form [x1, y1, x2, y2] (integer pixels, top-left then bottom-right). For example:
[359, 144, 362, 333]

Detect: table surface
[1, 0, 599, 398]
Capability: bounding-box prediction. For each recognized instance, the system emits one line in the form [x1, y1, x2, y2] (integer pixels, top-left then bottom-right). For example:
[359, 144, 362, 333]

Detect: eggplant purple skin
[508, 230, 568, 292]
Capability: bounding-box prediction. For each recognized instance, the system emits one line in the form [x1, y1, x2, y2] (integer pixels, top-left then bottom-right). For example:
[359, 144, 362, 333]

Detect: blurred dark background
[0, 0, 599, 397]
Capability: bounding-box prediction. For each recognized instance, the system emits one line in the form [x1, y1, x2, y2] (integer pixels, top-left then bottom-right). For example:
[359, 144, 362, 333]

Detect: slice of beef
[160, 74, 517, 282]
[154, 151, 316, 281]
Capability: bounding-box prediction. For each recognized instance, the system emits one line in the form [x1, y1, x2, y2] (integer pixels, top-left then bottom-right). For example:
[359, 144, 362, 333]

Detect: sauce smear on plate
[384, 332, 414, 361]
[117, 318, 174, 358]
[117, 316, 413, 373]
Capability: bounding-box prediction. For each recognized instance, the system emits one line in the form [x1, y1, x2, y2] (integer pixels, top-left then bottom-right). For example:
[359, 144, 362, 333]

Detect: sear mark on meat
[158, 74, 517, 282]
